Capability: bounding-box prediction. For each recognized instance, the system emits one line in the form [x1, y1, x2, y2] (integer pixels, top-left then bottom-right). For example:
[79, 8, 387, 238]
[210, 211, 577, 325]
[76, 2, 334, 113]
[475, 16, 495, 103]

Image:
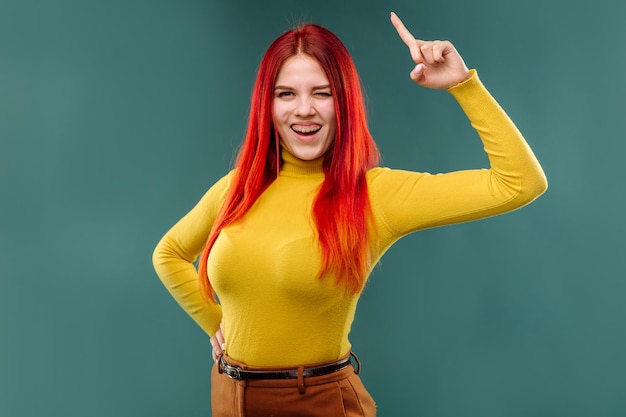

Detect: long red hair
[198, 23, 380, 301]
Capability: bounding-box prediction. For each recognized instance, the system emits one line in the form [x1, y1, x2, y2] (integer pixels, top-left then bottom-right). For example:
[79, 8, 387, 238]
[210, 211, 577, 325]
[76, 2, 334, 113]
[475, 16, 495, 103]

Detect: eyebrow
[274, 84, 331, 91]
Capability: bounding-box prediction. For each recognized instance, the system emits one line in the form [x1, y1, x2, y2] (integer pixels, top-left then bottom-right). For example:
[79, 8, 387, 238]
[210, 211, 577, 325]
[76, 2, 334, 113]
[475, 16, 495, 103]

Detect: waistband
[218, 351, 361, 382]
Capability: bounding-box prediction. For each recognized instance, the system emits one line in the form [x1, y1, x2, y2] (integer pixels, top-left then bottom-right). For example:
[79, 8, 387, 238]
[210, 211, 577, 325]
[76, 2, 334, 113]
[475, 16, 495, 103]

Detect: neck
[280, 148, 325, 177]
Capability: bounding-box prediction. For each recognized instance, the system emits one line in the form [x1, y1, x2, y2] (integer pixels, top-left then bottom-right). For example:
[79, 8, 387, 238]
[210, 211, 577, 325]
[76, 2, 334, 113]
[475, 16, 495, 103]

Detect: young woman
[152, 12, 547, 417]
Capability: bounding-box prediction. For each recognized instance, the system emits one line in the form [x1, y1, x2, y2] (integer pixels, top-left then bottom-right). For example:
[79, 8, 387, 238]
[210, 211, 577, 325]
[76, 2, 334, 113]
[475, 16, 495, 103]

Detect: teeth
[292, 125, 321, 134]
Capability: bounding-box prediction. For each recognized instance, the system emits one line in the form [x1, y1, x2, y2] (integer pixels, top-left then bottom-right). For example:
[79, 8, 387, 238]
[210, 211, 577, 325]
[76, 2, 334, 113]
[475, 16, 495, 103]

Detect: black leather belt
[219, 354, 354, 381]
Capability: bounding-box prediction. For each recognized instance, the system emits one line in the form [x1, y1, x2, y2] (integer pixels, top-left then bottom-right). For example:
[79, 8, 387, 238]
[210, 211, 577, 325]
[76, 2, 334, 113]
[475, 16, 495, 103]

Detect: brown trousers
[211, 354, 377, 417]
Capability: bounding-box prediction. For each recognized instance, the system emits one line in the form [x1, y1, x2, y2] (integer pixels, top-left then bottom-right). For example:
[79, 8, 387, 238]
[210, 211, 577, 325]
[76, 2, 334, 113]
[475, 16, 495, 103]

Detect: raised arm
[367, 14, 547, 239]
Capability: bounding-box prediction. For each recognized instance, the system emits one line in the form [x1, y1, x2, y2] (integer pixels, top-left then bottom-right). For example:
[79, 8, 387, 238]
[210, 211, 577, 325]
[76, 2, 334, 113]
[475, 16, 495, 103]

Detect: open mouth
[291, 124, 322, 136]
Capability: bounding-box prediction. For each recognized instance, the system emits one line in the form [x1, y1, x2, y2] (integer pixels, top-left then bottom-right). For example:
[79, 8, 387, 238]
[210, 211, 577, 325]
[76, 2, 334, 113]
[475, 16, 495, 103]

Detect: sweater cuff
[446, 69, 479, 94]
[446, 69, 501, 117]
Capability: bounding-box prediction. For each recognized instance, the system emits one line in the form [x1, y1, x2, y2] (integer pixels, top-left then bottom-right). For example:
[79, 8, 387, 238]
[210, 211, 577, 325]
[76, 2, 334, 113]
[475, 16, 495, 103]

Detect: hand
[210, 323, 226, 363]
[390, 12, 471, 89]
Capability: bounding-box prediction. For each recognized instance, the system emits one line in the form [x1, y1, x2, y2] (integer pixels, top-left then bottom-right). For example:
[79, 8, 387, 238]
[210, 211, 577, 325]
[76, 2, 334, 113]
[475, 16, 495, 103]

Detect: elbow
[530, 167, 549, 199]
[517, 169, 548, 207]
[537, 174, 548, 197]
[152, 239, 165, 277]
[152, 236, 174, 279]
[151, 235, 198, 283]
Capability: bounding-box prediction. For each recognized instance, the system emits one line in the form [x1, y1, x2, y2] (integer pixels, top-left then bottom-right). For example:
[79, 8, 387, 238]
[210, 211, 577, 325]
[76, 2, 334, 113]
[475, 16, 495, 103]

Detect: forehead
[275, 54, 329, 85]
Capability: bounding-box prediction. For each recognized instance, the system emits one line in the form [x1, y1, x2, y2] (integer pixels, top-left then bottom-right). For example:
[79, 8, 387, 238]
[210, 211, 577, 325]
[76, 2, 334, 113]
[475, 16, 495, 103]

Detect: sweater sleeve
[151, 172, 234, 336]
[368, 70, 548, 239]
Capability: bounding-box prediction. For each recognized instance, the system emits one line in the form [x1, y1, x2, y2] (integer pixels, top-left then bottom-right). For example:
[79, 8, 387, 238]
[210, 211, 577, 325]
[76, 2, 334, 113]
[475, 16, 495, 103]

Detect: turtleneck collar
[280, 148, 325, 177]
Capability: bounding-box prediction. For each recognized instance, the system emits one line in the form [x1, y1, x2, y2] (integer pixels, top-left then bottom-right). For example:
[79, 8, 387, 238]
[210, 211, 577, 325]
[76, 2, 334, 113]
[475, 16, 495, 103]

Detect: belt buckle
[222, 361, 242, 380]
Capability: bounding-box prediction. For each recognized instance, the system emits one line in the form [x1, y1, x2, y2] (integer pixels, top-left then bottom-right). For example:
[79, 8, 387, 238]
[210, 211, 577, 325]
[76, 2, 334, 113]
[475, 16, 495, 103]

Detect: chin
[284, 143, 327, 161]
[294, 151, 324, 161]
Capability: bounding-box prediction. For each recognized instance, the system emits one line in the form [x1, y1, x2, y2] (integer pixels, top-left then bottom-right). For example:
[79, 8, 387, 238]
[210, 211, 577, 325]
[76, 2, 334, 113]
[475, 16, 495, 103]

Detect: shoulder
[366, 166, 429, 203]
[211, 170, 236, 194]
[366, 166, 428, 186]
[196, 169, 236, 208]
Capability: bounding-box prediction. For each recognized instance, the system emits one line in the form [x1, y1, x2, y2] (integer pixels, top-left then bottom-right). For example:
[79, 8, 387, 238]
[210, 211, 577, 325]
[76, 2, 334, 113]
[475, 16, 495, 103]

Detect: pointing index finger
[390, 11, 425, 66]
[390, 12, 416, 48]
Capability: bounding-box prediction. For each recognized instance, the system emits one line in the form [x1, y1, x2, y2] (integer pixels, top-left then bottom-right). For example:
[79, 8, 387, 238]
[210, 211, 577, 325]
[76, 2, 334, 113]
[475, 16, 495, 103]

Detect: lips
[291, 124, 322, 135]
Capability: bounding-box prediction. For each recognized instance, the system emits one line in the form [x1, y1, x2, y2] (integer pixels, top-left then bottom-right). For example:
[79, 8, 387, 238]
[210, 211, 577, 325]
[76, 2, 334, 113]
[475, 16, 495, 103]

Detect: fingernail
[221, 343, 226, 350]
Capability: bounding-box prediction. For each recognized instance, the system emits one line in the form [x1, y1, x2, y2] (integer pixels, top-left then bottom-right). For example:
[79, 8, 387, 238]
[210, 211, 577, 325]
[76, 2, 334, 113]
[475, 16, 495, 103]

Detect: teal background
[1, 0, 625, 416]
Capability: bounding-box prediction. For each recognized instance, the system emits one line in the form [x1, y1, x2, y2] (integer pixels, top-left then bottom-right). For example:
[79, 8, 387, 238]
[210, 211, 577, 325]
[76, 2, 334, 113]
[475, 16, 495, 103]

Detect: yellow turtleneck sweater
[152, 71, 547, 367]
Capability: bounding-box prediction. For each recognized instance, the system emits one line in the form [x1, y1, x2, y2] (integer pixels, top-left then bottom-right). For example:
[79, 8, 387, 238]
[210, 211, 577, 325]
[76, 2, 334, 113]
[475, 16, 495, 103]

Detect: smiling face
[272, 54, 337, 161]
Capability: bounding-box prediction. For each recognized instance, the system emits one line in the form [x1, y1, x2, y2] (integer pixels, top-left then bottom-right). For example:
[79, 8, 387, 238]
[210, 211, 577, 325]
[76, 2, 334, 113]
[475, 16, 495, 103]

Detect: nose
[294, 96, 315, 117]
